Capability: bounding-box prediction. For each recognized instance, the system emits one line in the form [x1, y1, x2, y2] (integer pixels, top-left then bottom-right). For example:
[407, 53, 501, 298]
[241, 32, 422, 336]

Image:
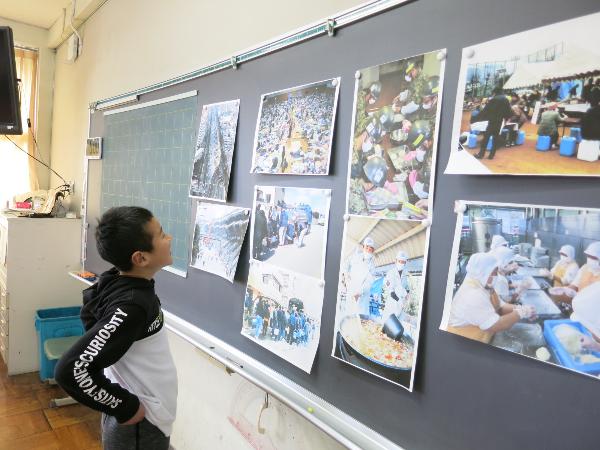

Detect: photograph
[241, 261, 324, 373]
[250, 186, 331, 279]
[331, 216, 429, 391]
[251, 78, 340, 175]
[189, 99, 240, 201]
[86, 137, 103, 159]
[190, 202, 250, 283]
[346, 50, 445, 220]
[440, 201, 600, 381]
[445, 12, 600, 176]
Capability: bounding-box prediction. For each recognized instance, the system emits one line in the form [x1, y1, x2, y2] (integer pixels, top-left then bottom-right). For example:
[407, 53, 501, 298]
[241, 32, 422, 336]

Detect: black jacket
[55, 268, 164, 423]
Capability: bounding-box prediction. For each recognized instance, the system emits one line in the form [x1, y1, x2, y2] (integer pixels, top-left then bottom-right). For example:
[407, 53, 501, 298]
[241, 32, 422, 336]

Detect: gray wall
[87, 1, 600, 449]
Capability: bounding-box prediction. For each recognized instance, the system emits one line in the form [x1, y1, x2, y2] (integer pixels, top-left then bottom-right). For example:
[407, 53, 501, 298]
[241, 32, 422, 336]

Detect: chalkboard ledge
[163, 310, 404, 450]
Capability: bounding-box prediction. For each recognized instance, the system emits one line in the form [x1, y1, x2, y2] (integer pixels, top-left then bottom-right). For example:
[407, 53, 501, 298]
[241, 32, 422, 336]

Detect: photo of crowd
[250, 186, 331, 279]
[346, 50, 445, 220]
[189, 99, 240, 201]
[441, 201, 600, 381]
[241, 261, 324, 373]
[332, 216, 428, 390]
[190, 202, 250, 283]
[251, 78, 340, 175]
[446, 12, 600, 176]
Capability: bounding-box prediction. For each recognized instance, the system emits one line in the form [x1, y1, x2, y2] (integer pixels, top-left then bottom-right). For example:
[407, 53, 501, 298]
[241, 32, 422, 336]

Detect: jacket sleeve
[55, 303, 147, 423]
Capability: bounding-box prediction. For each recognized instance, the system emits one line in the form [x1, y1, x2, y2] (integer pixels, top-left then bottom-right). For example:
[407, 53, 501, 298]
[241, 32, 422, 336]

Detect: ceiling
[0, 0, 70, 29]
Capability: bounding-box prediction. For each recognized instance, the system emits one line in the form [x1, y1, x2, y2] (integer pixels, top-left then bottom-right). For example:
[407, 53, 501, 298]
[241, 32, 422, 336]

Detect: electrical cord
[3, 134, 67, 185]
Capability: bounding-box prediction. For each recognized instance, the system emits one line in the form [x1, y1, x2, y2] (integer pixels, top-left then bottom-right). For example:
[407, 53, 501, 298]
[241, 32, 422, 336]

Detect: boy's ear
[131, 250, 148, 267]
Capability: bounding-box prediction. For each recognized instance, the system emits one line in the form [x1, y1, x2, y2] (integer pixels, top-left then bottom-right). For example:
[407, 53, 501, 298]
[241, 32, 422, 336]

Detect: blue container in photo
[467, 134, 478, 148]
[570, 127, 582, 143]
[516, 130, 526, 145]
[543, 319, 600, 375]
[559, 136, 577, 157]
[536, 135, 551, 151]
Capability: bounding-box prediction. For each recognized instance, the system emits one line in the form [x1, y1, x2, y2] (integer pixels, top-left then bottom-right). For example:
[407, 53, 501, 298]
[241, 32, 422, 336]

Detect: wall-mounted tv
[0, 26, 22, 135]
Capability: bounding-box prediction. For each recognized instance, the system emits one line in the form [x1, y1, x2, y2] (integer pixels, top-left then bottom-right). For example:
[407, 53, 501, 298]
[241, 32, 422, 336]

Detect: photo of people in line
[332, 216, 428, 390]
[440, 202, 600, 381]
[250, 186, 331, 279]
[189, 100, 240, 201]
[241, 261, 324, 373]
[446, 12, 600, 176]
[190, 202, 250, 283]
[251, 78, 340, 175]
[347, 50, 445, 220]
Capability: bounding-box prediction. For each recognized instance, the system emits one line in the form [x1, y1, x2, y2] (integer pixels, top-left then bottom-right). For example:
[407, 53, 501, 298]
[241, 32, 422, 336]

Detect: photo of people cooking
[447, 12, 600, 176]
[332, 216, 427, 390]
[347, 50, 444, 220]
[441, 202, 600, 380]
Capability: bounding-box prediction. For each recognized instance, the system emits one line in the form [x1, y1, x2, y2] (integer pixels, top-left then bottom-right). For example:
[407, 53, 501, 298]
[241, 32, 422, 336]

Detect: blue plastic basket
[34, 306, 84, 381]
[543, 319, 600, 375]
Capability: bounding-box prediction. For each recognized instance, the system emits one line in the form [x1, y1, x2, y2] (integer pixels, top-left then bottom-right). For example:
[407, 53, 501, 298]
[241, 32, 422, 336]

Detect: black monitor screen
[0, 26, 22, 135]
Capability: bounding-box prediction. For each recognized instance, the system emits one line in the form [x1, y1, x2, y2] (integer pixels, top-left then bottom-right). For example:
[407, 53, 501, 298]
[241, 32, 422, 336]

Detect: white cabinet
[0, 213, 83, 375]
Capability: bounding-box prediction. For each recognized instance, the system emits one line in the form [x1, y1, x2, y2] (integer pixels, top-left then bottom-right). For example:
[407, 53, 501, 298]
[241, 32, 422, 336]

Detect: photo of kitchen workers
[347, 50, 444, 220]
[251, 186, 331, 279]
[241, 261, 324, 373]
[251, 78, 340, 175]
[447, 11, 600, 176]
[331, 216, 428, 390]
[441, 202, 600, 381]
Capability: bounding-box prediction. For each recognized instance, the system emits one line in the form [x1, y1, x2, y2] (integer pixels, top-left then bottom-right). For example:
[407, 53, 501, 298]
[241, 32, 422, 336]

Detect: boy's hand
[123, 402, 145, 425]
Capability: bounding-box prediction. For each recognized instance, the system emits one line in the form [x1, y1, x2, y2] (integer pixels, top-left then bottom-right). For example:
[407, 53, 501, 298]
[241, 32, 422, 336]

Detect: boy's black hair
[96, 206, 154, 271]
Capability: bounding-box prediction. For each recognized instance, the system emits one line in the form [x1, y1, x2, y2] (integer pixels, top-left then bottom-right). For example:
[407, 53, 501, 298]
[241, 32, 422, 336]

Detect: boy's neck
[119, 267, 158, 280]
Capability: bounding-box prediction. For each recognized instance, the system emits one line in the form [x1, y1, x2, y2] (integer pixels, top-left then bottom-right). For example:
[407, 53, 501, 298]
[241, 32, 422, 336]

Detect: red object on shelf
[15, 201, 32, 209]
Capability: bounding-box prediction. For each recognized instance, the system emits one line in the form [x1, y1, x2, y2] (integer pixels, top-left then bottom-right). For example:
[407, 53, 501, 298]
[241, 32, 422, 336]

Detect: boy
[56, 206, 177, 450]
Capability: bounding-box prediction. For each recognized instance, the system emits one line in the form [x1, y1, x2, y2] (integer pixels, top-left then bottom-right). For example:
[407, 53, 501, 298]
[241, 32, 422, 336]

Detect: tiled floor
[0, 357, 102, 450]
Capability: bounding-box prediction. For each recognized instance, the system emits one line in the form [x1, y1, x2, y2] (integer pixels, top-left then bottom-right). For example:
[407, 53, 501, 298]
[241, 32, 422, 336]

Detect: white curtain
[0, 47, 39, 208]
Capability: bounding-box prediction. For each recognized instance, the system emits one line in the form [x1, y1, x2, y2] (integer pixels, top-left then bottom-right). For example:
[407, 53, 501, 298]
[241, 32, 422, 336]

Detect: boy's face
[142, 217, 173, 270]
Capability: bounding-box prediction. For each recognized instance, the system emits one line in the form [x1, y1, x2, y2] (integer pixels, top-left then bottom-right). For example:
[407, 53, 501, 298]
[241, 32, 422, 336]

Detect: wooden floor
[460, 111, 600, 175]
[0, 356, 102, 450]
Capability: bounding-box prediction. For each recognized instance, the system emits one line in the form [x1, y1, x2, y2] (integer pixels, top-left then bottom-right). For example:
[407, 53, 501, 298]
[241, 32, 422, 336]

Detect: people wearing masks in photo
[472, 87, 513, 160]
[344, 236, 377, 316]
[571, 282, 600, 352]
[568, 242, 600, 293]
[537, 102, 567, 149]
[541, 245, 579, 287]
[489, 234, 509, 251]
[447, 253, 536, 344]
[492, 246, 527, 304]
[381, 250, 411, 322]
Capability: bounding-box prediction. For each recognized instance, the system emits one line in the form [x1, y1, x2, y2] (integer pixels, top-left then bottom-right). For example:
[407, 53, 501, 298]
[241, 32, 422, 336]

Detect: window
[0, 46, 39, 207]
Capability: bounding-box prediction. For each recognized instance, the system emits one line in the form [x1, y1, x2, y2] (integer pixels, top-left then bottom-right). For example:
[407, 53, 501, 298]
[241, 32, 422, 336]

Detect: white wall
[167, 331, 345, 450]
[49, 0, 365, 447]
[50, 0, 365, 210]
[0, 17, 54, 191]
